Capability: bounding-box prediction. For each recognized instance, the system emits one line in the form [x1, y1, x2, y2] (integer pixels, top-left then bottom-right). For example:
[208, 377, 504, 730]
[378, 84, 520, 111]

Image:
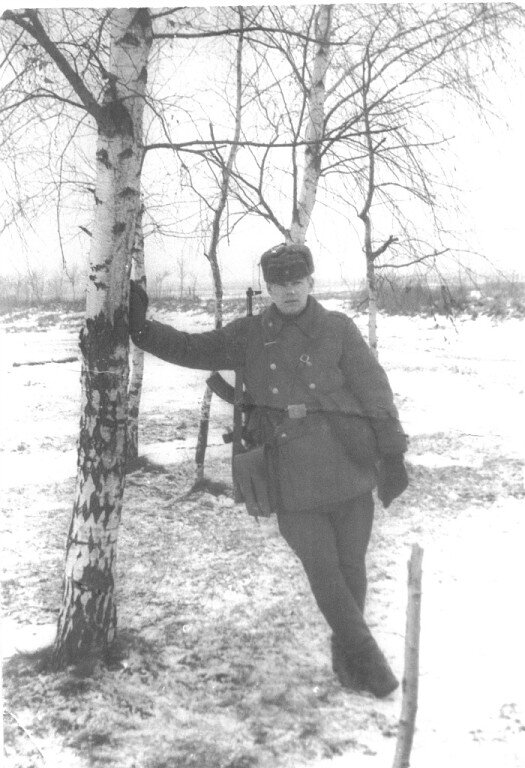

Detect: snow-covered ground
[1, 304, 524, 768]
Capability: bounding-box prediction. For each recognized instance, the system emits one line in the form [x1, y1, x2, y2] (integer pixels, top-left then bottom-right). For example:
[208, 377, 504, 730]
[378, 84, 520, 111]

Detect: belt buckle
[287, 403, 307, 419]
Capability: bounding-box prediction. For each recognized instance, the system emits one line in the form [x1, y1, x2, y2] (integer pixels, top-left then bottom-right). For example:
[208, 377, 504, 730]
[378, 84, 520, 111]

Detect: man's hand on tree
[129, 280, 148, 337]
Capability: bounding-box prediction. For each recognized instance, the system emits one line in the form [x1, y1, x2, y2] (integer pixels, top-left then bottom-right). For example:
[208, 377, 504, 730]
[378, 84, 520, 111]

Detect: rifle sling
[232, 368, 244, 455]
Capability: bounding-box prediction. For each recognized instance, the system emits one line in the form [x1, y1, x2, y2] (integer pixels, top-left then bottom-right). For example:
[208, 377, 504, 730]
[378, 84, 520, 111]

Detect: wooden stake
[393, 543, 424, 768]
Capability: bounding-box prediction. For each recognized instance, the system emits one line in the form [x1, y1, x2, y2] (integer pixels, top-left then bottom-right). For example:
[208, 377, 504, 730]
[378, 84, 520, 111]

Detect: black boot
[351, 639, 399, 698]
[331, 635, 361, 690]
[331, 636, 399, 698]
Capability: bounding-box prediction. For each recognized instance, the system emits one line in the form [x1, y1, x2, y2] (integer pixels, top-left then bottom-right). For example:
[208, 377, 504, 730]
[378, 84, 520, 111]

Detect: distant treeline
[2, 273, 523, 319]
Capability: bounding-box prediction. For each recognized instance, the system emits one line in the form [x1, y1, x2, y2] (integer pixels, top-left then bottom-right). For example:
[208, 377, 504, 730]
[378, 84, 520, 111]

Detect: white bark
[367, 258, 378, 359]
[54, 9, 152, 665]
[289, 4, 332, 244]
[128, 203, 146, 464]
[358, 52, 379, 358]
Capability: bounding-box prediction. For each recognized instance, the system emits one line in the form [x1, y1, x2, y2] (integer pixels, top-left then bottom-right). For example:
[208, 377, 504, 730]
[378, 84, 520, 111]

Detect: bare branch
[371, 235, 399, 261]
[2, 9, 102, 121]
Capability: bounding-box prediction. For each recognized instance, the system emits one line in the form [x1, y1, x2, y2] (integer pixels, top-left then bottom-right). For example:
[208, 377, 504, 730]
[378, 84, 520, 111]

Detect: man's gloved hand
[377, 454, 409, 509]
[129, 280, 148, 337]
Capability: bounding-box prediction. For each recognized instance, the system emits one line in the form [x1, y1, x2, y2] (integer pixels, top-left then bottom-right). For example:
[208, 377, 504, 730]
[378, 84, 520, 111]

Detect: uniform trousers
[277, 491, 375, 656]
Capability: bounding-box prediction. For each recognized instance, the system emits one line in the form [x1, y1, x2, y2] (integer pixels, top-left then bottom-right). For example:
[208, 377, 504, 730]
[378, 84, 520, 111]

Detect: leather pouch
[232, 446, 273, 518]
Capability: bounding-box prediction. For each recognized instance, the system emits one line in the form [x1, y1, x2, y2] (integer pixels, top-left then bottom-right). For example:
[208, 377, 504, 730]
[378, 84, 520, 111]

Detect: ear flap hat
[260, 243, 314, 284]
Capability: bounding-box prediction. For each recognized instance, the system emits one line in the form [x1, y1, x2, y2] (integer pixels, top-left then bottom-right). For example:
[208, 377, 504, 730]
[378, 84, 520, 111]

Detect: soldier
[129, 243, 409, 698]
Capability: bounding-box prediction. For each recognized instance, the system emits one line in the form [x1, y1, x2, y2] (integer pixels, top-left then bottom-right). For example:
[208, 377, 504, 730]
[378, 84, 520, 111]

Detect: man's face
[267, 276, 313, 316]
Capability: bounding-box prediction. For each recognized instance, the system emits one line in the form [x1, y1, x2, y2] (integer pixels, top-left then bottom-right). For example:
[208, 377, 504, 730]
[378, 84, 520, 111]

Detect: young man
[129, 243, 408, 698]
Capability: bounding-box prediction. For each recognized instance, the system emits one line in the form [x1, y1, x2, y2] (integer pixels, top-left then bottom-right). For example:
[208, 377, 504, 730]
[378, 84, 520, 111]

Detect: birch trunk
[358, 52, 379, 358]
[194, 246, 224, 482]
[195, 385, 214, 483]
[366, 251, 378, 359]
[289, 4, 332, 244]
[127, 203, 146, 464]
[53, 9, 152, 666]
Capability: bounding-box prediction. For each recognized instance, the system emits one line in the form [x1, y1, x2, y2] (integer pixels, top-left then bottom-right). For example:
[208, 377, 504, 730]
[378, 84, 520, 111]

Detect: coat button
[281, 433, 287, 438]
[309, 383, 316, 389]
[271, 387, 279, 394]
[270, 363, 276, 370]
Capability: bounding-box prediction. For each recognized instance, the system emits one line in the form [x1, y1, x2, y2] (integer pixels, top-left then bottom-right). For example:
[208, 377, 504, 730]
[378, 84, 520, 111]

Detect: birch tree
[289, 4, 332, 244]
[2, 8, 153, 665]
[197, 5, 336, 247]
[231, 3, 522, 352]
[325, 3, 524, 353]
[56, 10, 151, 664]
[146, 6, 343, 246]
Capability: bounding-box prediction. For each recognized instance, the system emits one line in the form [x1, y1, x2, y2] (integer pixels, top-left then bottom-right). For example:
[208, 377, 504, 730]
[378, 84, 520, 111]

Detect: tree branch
[379, 249, 449, 269]
[371, 234, 399, 260]
[145, 125, 392, 155]
[2, 9, 102, 122]
[0, 90, 93, 116]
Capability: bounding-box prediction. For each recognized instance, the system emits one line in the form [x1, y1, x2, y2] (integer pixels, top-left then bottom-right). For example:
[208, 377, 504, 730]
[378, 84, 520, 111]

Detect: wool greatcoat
[133, 295, 407, 512]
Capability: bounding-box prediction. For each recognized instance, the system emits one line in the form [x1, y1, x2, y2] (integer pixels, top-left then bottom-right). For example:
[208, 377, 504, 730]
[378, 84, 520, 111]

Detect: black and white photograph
[1, 3, 524, 767]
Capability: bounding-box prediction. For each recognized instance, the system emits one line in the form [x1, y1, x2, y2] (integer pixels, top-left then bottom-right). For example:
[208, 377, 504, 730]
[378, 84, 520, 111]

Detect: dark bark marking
[80, 309, 129, 377]
[86, 491, 101, 522]
[81, 563, 115, 592]
[88, 275, 107, 290]
[132, 8, 151, 31]
[118, 147, 133, 160]
[119, 31, 140, 47]
[96, 149, 111, 169]
[113, 222, 126, 235]
[98, 101, 134, 139]
[119, 187, 138, 199]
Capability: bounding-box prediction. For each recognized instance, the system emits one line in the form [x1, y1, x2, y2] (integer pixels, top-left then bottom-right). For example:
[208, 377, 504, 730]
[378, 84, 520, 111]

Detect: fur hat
[260, 243, 314, 284]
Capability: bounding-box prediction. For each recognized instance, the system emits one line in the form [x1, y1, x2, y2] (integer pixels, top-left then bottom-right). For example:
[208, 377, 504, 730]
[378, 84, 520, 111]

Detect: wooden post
[393, 543, 424, 768]
[1, 615, 4, 764]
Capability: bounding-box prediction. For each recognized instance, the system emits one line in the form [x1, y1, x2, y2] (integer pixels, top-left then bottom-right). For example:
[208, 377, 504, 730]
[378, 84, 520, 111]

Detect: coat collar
[260, 296, 326, 343]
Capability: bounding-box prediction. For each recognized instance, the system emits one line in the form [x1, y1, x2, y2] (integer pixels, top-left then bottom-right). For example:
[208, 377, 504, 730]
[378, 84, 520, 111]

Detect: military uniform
[129, 244, 408, 697]
[135, 296, 406, 498]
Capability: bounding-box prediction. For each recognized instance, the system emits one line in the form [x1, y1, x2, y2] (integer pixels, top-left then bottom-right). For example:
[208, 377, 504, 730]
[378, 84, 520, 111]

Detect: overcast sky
[1, 5, 524, 291]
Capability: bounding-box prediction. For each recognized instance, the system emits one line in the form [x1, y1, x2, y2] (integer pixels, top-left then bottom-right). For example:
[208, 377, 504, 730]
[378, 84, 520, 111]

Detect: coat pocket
[324, 412, 378, 464]
[269, 413, 375, 514]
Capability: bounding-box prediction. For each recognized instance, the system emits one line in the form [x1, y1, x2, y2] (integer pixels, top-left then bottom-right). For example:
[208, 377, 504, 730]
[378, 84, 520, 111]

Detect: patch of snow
[408, 452, 484, 469]
[0, 450, 77, 489]
[141, 435, 231, 467]
[1, 618, 56, 659]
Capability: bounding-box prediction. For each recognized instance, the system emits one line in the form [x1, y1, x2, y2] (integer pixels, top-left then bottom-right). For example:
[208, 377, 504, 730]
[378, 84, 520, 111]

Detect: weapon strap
[232, 369, 244, 448]
[232, 367, 244, 502]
